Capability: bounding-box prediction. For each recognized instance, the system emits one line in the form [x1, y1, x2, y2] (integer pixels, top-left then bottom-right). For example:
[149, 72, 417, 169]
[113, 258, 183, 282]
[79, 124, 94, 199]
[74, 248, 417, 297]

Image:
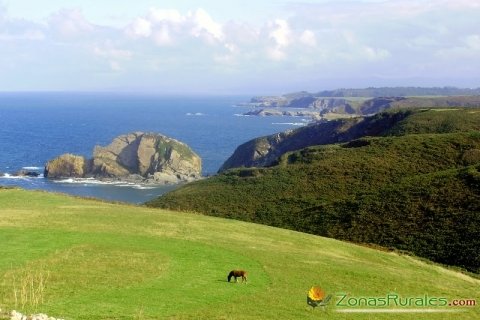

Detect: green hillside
[219, 108, 480, 171]
[148, 109, 480, 273]
[0, 189, 479, 319]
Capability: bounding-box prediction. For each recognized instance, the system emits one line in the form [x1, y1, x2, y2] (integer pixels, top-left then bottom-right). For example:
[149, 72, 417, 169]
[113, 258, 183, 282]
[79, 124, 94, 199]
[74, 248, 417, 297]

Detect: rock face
[45, 132, 202, 184]
[45, 154, 91, 179]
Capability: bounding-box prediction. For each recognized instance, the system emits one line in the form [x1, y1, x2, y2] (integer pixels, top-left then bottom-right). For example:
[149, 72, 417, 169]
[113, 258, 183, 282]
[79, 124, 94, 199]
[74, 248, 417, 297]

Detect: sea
[0, 92, 306, 204]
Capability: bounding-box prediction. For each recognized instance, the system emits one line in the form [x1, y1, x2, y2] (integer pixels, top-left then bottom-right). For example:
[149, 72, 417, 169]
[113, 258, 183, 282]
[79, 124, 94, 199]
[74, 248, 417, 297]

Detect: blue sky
[1, 0, 479, 94]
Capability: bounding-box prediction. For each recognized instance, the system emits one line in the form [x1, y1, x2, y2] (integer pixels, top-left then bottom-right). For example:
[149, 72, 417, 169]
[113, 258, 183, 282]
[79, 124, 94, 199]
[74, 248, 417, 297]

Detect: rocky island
[44, 132, 202, 184]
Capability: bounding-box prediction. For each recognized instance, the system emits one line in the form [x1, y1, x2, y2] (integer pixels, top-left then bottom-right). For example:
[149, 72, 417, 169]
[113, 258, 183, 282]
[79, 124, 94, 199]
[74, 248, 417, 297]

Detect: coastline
[0, 173, 182, 204]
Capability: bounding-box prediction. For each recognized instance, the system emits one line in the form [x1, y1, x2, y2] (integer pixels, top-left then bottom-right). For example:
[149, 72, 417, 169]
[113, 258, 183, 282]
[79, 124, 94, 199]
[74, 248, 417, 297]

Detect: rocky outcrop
[219, 111, 412, 171]
[14, 170, 41, 177]
[44, 154, 91, 179]
[45, 132, 202, 184]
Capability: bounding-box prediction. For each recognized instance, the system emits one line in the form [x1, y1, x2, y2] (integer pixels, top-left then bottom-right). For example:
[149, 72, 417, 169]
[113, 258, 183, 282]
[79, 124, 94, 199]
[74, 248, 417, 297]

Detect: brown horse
[227, 270, 247, 283]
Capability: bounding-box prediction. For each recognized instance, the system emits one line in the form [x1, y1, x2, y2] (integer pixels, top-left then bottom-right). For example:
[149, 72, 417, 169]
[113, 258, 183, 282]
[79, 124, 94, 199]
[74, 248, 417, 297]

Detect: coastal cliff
[244, 93, 480, 119]
[45, 132, 202, 184]
[219, 111, 412, 171]
[226, 95, 480, 171]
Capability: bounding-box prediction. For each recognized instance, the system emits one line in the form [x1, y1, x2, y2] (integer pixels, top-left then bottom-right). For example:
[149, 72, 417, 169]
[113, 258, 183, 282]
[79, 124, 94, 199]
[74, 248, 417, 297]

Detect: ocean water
[0, 92, 305, 203]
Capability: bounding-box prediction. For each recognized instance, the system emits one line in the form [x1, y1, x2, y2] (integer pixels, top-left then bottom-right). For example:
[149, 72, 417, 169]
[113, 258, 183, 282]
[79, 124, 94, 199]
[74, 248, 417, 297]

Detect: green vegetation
[367, 96, 480, 114]
[386, 109, 480, 135]
[220, 108, 480, 171]
[148, 109, 480, 273]
[155, 138, 196, 161]
[0, 189, 479, 319]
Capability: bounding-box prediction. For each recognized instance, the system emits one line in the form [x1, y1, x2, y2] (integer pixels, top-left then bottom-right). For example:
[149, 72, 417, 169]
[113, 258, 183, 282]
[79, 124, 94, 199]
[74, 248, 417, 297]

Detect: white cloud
[93, 41, 132, 73]
[148, 8, 185, 24]
[299, 29, 316, 47]
[266, 46, 287, 61]
[93, 42, 132, 60]
[125, 17, 152, 38]
[223, 21, 259, 46]
[125, 7, 226, 46]
[265, 19, 292, 61]
[2, 1, 480, 91]
[48, 9, 94, 37]
[190, 8, 224, 43]
[269, 19, 291, 47]
[152, 26, 173, 46]
[0, 29, 45, 41]
[362, 46, 390, 61]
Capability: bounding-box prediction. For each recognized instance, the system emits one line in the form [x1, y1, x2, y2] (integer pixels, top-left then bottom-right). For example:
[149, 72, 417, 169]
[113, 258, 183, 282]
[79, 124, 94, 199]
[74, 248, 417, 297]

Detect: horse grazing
[227, 270, 247, 283]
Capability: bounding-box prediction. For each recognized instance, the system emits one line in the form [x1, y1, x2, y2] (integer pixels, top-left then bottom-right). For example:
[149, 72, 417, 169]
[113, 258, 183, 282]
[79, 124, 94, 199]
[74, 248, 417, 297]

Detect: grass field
[0, 189, 478, 319]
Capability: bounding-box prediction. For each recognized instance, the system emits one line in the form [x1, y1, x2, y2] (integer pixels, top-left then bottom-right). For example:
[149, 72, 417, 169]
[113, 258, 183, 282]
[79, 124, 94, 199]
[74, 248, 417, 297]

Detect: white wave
[53, 178, 116, 185]
[117, 183, 138, 187]
[234, 114, 251, 117]
[1, 173, 26, 179]
[54, 178, 76, 183]
[22, 166, 43, 170]
[0, 173, 44, 179]
[132, 185, 157, 190]
[186, 112, 205, 116]
[272, 122, 306, 126]
[52, 178, 159, 189]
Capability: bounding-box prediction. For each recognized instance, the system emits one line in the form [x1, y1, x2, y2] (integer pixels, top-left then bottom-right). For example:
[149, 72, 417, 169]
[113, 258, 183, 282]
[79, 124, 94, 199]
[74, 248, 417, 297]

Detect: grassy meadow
[149, 109, 480, 273]
[0, 188, 478, 319]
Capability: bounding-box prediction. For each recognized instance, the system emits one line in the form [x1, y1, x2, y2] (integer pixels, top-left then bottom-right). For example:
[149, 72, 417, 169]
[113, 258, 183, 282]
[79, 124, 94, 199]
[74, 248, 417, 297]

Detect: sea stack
[44, 132, 202, 184]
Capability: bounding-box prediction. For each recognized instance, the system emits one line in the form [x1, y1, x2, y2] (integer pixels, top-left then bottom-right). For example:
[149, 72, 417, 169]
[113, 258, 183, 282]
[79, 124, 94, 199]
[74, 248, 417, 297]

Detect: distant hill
[314, 86, 480, 97]
[247, 91, 480, 119]
[147, 109, 480, 273]
[361, 96, 480, 114]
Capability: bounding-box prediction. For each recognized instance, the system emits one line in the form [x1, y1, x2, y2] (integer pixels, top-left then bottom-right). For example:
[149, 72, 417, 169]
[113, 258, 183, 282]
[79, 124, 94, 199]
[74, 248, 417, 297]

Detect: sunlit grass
[0, 189, 478, 319]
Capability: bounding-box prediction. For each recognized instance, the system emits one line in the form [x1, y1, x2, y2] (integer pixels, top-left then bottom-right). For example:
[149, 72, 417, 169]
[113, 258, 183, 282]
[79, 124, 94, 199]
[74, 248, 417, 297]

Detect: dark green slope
[147, 109, 480, 273]
[296, 164, 480, 273]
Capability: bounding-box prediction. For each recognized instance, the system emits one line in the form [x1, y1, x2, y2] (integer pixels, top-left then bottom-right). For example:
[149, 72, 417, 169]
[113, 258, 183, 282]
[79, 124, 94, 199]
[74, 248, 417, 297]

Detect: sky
[1, 0, 479, 94]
